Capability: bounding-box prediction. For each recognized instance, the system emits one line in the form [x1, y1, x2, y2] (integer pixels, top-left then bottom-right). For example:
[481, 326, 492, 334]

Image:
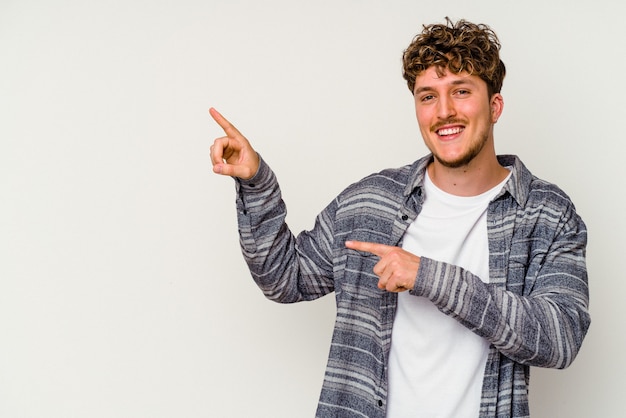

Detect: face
[413, 67, 503, 169]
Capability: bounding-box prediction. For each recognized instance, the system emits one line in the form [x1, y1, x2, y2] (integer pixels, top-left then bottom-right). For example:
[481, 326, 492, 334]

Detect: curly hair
[402, 18, 506, 97]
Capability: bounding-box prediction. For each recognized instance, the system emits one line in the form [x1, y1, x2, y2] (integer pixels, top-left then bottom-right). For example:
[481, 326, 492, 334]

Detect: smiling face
[414, 66, 503, 169]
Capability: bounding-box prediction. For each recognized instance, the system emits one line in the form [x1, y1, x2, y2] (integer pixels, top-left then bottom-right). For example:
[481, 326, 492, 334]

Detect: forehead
[413, 67, 486, 93]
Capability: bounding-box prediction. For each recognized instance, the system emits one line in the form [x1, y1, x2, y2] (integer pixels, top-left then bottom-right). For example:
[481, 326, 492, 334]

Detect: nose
[436, 96, 456, 119]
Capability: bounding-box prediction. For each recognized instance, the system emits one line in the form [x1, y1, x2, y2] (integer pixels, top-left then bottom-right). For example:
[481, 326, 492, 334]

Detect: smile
[436, 126, 464, 136]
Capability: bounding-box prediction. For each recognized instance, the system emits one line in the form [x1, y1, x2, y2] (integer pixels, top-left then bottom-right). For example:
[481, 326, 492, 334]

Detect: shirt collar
[403, 154, 532, 207]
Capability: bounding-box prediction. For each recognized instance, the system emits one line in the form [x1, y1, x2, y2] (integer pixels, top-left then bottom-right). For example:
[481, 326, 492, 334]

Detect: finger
[345, 240, 393, 257]
[372, 254, 416, 292]
[377, 272, 409, 293]
[209, 107, 242, 137]
[210, 137, 231, 166]
[210, 138, 258, 178]
[213, 160, 256, 178]
[373, 259, 391, 289]
[389, 284, 409, 293]
[209, 139, 235, 175]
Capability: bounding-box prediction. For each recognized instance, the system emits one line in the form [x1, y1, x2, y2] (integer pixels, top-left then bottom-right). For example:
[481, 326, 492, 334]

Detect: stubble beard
[433, 130, 490, 169]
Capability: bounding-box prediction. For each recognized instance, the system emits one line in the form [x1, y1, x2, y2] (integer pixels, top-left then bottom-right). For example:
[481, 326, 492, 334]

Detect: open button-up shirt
[233, 154, 590, 418]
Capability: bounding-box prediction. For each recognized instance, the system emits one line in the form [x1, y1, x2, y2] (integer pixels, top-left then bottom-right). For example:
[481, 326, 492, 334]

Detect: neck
[427, 153, 509, 197]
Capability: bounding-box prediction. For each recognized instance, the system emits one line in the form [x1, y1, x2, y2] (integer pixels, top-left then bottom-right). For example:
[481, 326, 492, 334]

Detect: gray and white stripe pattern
[233, 154, 590, 418]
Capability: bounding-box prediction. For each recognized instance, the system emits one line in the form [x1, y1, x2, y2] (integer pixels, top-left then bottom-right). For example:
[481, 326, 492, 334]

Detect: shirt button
[401, 215, 408, 221]
[378, 399, 383, 407]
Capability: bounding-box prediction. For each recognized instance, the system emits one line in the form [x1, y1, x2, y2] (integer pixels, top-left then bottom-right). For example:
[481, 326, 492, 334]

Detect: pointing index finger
[209, 107, 241, 136]
[345, 240, 392, 257]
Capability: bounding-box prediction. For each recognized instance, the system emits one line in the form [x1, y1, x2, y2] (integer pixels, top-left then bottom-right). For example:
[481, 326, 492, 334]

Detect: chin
[434, 152, 478, 168]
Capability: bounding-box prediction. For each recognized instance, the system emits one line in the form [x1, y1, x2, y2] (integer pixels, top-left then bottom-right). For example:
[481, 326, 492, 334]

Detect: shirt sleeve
[411, 199, 590, 370]
[234, 156, 336, 303]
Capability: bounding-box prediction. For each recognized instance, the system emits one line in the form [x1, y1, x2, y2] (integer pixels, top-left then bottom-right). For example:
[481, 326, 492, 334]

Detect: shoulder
[335, 164, 414, 209]
[528, 176, 576, 207]
[338, 157, 427, 201]
[520, 162, 578, 216]
[501, 155, 579, 213]
[326, 161, 420, 222]
[508, 157, 585, 234]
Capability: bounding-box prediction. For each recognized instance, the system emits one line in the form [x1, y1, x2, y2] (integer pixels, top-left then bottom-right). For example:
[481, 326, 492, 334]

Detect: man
[209, 18, 590, 418]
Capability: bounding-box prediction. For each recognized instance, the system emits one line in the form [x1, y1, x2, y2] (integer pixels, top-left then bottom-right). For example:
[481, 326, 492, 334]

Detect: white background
[1, 0, 624, 416]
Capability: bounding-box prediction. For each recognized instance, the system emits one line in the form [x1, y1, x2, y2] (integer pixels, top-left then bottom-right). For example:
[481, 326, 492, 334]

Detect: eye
[455, 89, 470, 96]
[420, 94, 435, 102]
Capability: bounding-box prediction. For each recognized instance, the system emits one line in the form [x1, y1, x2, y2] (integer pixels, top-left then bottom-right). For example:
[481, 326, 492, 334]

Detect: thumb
[213, 159, 258, 179]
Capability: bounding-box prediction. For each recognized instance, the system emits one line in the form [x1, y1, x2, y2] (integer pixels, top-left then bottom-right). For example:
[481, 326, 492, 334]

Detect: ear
[490, 93, 504, 123]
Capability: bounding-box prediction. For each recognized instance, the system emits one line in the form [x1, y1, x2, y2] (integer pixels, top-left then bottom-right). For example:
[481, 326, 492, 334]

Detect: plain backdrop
[1, 0, 624, 417]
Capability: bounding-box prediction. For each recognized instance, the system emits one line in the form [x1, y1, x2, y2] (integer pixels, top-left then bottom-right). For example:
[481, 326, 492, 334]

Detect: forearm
[236, 157, 335, 303]
[412, 257, 590, 369]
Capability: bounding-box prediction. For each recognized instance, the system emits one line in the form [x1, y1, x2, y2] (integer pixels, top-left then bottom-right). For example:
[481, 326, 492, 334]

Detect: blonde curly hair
[402, 18, 506, 97]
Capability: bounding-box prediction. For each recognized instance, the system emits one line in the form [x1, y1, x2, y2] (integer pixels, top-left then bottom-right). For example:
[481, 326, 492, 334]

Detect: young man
[209, 19, 590, 418]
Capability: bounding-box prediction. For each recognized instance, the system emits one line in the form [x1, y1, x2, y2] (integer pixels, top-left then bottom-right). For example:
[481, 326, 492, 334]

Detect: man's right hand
[209, 108, 260, 180]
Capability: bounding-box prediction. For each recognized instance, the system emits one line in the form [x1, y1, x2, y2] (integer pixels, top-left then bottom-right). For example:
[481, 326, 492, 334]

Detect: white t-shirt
[386, 170, 510, 418]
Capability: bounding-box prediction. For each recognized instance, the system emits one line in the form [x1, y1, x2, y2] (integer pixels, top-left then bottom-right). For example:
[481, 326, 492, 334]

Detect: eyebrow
[414, 79, 477, 95]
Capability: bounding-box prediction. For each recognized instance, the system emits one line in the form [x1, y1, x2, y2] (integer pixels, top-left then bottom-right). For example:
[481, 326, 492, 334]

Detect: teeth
[438, 127, 463, 136]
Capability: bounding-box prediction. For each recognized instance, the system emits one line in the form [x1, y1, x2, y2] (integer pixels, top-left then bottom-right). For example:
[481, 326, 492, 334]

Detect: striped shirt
[234, 154, 590, 418]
